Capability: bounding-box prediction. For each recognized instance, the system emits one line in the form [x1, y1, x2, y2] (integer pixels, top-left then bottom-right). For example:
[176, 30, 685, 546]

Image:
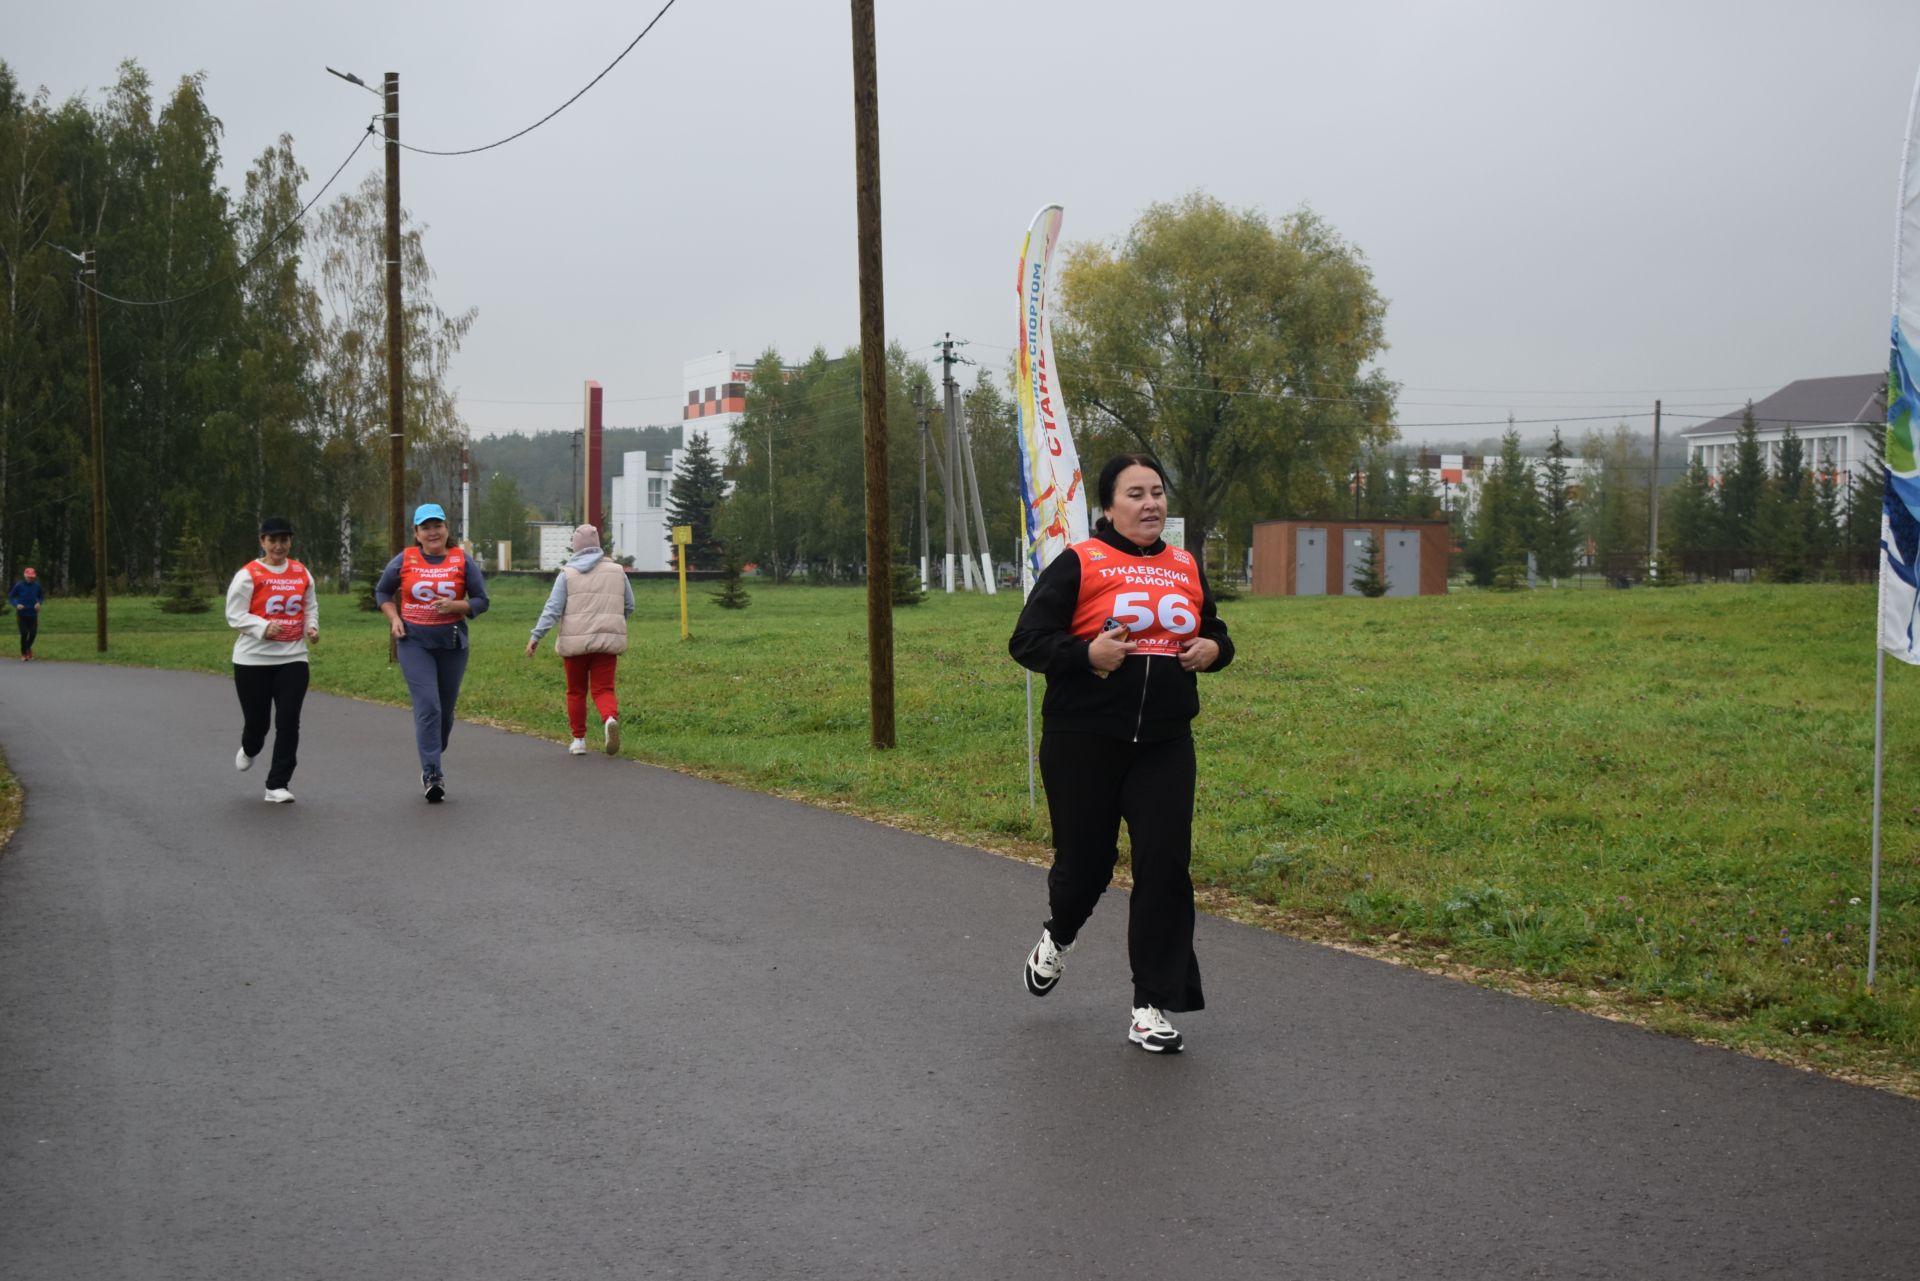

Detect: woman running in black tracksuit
[1009, 453, 1234, 1054]
[225, 516, 317, 803]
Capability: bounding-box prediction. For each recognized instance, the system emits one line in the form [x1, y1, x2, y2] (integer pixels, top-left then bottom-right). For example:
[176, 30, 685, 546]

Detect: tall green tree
[1660, 454, 1716, 580]
[0, 69, 90, 586]
[472, 470, 530, 568]
[1537, 429, 1578, 579]
[1716, 401, 1766, 558]
[1755, 425, 1808, 581]
[665, 430, 726, 570]
[1580, 425, 1650, 575]
[1465, 429, 1539, 586]
[1054, 191, 1395, 547]
[719, 344, 926, 584]
[310, 171, 476, 585]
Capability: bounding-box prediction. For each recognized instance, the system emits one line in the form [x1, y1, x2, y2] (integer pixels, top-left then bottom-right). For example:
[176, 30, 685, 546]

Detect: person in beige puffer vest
[525, 524, 634, 755]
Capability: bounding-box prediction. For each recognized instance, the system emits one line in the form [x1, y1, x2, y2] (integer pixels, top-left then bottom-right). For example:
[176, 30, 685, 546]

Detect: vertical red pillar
[583, 380, 604, 532]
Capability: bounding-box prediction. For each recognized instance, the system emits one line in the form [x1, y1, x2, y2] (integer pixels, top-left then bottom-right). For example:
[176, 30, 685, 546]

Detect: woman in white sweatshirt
[224, 516, 318, 803]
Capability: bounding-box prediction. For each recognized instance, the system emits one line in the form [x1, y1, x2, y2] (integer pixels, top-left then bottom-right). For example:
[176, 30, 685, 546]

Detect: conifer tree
[1349, 535, 1387, 597]
[666, 431, 727, 570]
[709, 541, 751, 610]
[1756, 425, 1808, 582]
[1537, 429, 1578, 579]
[158, 517, 212, 613]
[1717, 402, 1766, 555]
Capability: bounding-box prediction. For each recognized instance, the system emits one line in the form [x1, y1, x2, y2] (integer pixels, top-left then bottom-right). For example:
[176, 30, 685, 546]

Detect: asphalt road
[2, 660, 1918, 1280]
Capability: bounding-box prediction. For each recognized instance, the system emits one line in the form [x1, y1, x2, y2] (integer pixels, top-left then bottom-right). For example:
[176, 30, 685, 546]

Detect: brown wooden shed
[1250, 519, 1451, 597]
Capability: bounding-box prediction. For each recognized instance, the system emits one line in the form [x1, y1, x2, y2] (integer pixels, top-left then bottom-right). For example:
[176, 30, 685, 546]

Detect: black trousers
[16, 611, 35, 656]
[234, 661, 309, 790]
[1039, 731, 1204, 1013]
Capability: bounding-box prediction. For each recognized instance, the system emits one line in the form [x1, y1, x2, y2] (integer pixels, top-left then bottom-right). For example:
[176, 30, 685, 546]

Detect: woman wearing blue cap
[375, 503, 490, 801]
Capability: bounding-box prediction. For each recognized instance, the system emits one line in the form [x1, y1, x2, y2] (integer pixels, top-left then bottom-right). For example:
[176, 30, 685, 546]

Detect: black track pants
[234, 661, 309, 790]
[16, 611, 36, 655]
[1039, 730, 1204, 1013]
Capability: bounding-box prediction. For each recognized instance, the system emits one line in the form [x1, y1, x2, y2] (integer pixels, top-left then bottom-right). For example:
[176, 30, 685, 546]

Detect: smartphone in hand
[1092, 616, 1129, 679]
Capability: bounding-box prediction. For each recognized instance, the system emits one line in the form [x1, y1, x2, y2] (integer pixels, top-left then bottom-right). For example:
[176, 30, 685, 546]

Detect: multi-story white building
[1681, 373, 1884, 490]
[608, 352, 758, 571]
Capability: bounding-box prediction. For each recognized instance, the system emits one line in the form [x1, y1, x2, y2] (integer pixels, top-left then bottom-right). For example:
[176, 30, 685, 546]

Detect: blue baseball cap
[412, 503, 447, 525]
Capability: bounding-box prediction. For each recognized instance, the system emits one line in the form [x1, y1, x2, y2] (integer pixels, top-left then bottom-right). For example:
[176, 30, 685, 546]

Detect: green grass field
[20, 576, 1920, 1089]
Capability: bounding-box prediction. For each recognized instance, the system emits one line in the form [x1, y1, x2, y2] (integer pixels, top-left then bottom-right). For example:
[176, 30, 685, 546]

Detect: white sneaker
[263, 787, 295, 804]
[1128, 1005, 1184, 1054]
[603, 716, 621, 755]
[235, 747, 255, 772]
[1023, 928, 1074, 996]
[568, 737, 588, 755]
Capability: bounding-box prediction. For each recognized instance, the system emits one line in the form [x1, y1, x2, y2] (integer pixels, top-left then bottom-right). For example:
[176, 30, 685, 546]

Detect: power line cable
[396, 0, 680, 157]
[80, 126, 376, 308]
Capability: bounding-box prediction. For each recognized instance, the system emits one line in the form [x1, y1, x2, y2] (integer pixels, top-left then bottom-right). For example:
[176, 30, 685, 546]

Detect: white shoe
[1128, 1005, 1184, 1054]
[603, 716, 621, 755]
[568, 737, 588, 755]
[236, 747, 255, 772]
[1024, 928, 1074, 996]
[263, 787, 295, 804]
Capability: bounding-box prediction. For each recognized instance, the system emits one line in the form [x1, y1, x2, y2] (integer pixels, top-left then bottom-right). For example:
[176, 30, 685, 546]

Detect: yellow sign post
[672, 525, 692, 639]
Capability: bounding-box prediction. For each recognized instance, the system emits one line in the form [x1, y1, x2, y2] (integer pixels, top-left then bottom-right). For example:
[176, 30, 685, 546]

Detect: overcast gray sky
[10, 0, 1920, 445]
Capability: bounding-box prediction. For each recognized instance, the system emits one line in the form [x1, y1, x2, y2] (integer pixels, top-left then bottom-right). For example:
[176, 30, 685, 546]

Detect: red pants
[563, 653, 620, 738]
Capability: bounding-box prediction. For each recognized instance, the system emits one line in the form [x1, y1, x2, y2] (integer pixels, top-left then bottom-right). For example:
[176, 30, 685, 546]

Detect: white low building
[609, 351, 762, 570]
[1680, 373, 1884, 490]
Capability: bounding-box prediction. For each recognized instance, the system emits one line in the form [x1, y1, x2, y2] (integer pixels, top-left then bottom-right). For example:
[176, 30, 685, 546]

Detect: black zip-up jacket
[1008, 524, 1234, 742]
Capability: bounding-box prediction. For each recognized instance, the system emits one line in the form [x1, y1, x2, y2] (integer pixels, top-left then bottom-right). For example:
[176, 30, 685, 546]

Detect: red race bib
[1067, 540, 1201, 657]
[247, 559, 312, 639]
[399, 546, 467, 626]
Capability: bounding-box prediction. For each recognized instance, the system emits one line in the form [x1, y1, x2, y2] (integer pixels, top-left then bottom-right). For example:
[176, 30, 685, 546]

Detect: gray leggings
[397, 641, 468, 779]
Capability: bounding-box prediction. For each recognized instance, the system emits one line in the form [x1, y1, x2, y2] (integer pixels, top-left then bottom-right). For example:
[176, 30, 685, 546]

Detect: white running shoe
[568, 737, 588, 755]
[236, 747, 255, 772]
[263, 787, 295, 804]
[603, 716, 621, 755]
[1128, 1006, 1184, 1054]
[1024, 928, 1074, 997]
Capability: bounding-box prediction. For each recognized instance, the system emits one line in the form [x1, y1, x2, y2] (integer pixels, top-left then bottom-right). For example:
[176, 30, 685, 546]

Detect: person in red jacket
[1009, 454, 1234, 1053]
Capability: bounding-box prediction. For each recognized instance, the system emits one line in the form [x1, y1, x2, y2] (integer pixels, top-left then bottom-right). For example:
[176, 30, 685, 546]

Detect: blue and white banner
[1880, 69, 1920, 663]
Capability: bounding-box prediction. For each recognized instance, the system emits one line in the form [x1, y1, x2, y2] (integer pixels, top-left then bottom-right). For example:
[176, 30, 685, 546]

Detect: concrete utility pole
[383, 72, 405, 662]
[1647, 398, 1662, 578]
[939, 334, 980, 590]
[914, 384, 930, 592]
[850, 0, 895, 749]
[82, 250, 106, 652]
[957, 390, 996, 593]
[940, 339, 956, 591]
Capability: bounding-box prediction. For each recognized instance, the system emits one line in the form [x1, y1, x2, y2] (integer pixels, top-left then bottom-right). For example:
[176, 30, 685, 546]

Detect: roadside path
[2, 662, 1917, 1279]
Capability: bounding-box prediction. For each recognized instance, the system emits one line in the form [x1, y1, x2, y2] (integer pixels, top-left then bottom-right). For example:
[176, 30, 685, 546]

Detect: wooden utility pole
[82, 250, 107, 651]
[1647, 398, 1662, 578]
[850, 0, 895, 748]
[384, 72, 405, 661]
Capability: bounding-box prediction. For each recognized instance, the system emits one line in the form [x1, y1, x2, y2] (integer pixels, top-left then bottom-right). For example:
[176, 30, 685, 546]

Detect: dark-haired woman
[225, 517, 317, 803]
[1009, 454, 1234, 1053]
[376, 503, 489, 802]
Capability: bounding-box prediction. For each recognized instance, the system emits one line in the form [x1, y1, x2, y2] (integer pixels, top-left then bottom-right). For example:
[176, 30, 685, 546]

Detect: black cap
[259, 516, 294, 536]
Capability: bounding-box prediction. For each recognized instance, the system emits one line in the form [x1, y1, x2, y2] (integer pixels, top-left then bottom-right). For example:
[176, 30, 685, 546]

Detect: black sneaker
[424, 772, 445, 803]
